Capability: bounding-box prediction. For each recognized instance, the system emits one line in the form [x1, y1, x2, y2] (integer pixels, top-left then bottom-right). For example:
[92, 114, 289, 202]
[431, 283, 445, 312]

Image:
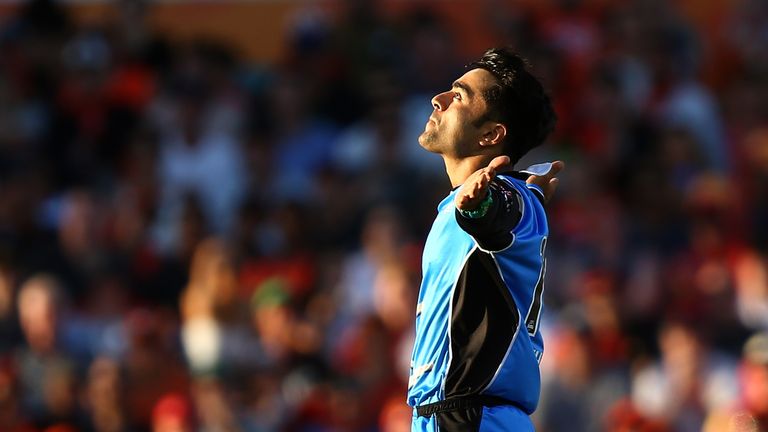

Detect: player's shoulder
[495, 172, 546, 206]
[491, 174, 523, 200]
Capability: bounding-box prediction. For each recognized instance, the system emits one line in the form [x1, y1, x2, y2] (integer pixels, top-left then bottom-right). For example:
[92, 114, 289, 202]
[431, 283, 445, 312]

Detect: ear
[480, 123, 507, 147]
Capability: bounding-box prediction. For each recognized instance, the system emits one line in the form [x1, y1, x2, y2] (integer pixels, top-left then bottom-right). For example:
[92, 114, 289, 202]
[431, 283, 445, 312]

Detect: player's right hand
[456, 155, 510, 211]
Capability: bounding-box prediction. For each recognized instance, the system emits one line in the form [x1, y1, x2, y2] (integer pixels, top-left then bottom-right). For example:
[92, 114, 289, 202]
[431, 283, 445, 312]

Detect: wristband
[458, 192, 493, 219]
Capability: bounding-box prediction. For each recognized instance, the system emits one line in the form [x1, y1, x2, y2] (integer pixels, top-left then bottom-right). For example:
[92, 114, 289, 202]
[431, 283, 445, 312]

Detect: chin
[418, 132, 439, 152]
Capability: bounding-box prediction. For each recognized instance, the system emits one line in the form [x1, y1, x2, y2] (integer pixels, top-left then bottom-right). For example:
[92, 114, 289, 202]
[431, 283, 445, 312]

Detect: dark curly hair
[468, 47, 557, 164]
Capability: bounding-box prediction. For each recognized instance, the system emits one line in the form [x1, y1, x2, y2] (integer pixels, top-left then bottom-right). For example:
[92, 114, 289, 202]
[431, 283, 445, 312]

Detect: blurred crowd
[0, 0, 767, 431]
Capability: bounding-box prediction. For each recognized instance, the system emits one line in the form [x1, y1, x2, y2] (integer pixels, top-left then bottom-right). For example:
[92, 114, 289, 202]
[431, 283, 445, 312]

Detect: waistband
[415, 395, 517, 417]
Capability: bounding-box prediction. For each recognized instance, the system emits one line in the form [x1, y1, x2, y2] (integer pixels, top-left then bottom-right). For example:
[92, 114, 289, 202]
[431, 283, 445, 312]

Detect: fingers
[465, 174, 488, 200]
[524, 160, 564, 203]
[457, 185, 484, 210]
[488, 155, 511, 173]
[457, 156, 512, 210]
[547, 160, 564, 178]
[457, 167, 492, 210]
[549, 177, 559, 193]
[457, 193, 469, 208]
[540, 176, 559, 203]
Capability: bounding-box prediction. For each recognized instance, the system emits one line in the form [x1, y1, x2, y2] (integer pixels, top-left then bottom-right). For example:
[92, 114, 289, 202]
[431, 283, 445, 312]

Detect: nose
[431, 91, 452, 112]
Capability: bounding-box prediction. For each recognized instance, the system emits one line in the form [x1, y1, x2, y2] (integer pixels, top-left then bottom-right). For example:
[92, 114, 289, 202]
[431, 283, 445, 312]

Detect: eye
[453, 92, 462, 101]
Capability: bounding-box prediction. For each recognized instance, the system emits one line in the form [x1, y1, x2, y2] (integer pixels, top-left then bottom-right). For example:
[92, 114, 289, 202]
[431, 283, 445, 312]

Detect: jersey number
[524, 236, 547, 335]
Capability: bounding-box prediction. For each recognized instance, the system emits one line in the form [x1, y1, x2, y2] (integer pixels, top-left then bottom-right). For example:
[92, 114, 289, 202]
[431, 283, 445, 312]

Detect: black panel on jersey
[435, 406, 483, 432]
[445, 249, 520, 398]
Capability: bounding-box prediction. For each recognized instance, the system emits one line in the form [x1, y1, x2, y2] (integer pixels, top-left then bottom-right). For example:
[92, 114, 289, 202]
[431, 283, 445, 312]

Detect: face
[418, 68, 497, 158]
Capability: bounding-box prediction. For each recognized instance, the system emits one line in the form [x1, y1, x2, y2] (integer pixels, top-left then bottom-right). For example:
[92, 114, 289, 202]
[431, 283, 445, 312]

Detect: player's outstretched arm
[454, 157, 563, 251]
[454, 155, 516, 251]
[455, 155, 511, 212]
[525, 160, 564, 204]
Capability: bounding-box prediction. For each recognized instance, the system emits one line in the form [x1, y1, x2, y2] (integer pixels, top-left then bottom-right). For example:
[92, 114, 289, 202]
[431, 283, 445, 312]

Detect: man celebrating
[408, 47, 562, 431]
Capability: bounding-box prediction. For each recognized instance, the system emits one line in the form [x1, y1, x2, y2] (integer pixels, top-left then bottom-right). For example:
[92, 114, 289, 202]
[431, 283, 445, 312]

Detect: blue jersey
[408, 173, 548, 431]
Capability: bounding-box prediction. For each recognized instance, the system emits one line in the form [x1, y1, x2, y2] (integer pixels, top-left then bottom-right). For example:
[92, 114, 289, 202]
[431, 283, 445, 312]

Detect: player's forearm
[455, 183, 521, 250]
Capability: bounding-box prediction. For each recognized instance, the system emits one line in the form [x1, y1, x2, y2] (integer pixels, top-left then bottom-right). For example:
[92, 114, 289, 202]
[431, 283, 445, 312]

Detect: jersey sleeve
[455, 178, 523, 252]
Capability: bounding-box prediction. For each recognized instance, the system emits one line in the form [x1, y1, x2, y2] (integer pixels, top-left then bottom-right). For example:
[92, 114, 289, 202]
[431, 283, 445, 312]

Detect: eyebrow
[452, 80, 474, 98]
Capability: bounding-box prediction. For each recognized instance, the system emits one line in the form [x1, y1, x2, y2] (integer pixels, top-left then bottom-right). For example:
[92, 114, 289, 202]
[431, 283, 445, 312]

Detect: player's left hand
[526, 160, 564, 204]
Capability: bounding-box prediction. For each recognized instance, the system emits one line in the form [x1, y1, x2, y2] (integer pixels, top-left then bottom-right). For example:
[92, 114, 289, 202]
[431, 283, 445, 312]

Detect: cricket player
[408, 47, 561, 431]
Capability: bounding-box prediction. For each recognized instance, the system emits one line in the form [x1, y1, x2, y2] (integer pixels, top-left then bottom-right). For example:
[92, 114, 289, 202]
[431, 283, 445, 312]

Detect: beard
[419, 130, 434, 146]
[418, 123, 440, 152]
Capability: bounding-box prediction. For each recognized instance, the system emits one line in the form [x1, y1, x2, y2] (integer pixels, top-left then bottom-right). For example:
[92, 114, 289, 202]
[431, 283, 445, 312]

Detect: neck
[443, 154, 494, 188]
